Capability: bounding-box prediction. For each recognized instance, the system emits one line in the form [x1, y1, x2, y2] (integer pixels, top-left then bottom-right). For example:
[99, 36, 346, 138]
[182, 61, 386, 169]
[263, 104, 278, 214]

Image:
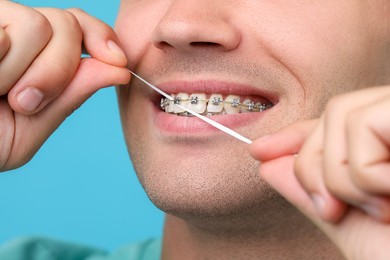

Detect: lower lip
[152, 101, 268, 136]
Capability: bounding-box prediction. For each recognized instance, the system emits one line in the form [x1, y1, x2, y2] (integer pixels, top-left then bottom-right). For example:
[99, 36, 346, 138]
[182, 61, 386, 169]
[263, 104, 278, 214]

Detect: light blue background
[0, 0, 164, 251]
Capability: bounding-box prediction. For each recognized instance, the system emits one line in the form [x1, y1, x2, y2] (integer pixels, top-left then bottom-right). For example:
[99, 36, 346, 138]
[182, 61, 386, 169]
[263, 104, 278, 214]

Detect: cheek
[114, 1, 170, 69]
[118, 84, 145, 132]
[115, 16, 151, 68]
[244, 2, 373, 94]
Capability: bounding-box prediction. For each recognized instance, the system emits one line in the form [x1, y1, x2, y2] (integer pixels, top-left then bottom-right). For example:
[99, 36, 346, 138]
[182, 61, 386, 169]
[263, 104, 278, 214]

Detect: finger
[8, 8, 82, 114]
[42, 58, 130, 128]
[322, 95, 366, 202]
[249, 117, 346, 222]
[346, 97, 390, 221]
[295, 117, 347, 222]
[348, 96, 390, 193]
[321, 88, 390, 219]
[249, 119, 317, 162]
[3, 58, 131, 171]
[67, 8, 127, 67]
[0, 1, 52, 95]
[350, 102, 390, 190]
[0, 27, 11, 60]
[40, 58, 131, 130]
[323, 88, 390, 200]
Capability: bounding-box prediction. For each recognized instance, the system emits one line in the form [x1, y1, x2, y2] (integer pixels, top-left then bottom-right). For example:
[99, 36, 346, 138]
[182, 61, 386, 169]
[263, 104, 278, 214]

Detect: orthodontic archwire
[129, 70, 253, 144]
[160, 96, 268, 114]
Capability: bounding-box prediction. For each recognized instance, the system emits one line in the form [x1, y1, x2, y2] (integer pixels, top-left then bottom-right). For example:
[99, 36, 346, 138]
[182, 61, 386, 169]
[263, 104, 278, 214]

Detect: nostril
[154, 40, 222, 50]
[158, 41, 174, 48]
[190, 42, 220, 48]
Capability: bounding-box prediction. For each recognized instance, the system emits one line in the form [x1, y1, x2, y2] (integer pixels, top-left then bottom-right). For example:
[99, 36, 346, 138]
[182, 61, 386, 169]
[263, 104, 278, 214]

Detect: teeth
[224, 95, 240, 114]
[188, 93, 207, 113]
[241, 99, 253, 113]
[160, 93, 272, 116]
[207, 94, 224, 113]
[255, 102, 266, 112]
[173, 93, 189, 114]
[165, 94, 175, 113]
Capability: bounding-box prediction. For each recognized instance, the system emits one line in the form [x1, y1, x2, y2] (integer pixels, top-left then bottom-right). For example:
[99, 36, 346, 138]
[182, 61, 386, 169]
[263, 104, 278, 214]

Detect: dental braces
[160, 96, 271, 115]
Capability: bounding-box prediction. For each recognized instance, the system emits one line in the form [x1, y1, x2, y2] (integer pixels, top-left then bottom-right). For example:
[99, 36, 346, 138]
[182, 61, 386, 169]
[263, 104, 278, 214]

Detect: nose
[152, 1, 241, 53]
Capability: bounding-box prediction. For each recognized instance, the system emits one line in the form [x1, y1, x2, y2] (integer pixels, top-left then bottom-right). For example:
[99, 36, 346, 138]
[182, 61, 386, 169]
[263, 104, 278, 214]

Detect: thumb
[249, 120, 320, 218]
[259, 156, 350, 256]
[41, 58, 130, 127]
[259, 156, 318, 218]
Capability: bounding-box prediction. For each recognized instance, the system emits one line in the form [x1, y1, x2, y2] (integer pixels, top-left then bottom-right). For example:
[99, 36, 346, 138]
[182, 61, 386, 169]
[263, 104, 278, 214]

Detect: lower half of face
[116, 0, 390, 223]
[118, 74, 327, 222]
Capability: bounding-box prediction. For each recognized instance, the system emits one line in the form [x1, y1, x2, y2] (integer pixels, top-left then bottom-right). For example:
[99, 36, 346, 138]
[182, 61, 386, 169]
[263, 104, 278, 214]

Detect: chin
[130, 144, 282, 221]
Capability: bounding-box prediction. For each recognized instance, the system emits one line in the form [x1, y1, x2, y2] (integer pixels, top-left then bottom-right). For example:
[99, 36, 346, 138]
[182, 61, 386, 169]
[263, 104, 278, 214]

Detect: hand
[249, 86, 390, 259]
[0, 2, 130, 171]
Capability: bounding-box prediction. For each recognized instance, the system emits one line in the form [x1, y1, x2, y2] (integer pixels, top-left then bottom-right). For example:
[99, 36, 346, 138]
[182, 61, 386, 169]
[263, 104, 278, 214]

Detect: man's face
[114, 1, 389, 219]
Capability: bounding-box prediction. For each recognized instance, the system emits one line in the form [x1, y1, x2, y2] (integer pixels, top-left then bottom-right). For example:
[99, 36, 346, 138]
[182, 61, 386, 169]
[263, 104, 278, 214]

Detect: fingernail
[311, 193, 325, 217]
[361, 204, 382, 220]
[17, 88, 44, 112]
[258, 135, 271, 141]
[107, 40, 125, 57]
[252, 135, 270, 146]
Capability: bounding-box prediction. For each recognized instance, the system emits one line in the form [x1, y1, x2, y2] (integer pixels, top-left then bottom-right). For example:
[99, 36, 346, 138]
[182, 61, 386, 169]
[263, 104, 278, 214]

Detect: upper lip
[149, 80, 279, 105]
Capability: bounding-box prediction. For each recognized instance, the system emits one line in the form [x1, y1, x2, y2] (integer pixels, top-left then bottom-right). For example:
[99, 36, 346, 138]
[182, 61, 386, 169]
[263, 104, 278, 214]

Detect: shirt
[0, 236, 162, 260]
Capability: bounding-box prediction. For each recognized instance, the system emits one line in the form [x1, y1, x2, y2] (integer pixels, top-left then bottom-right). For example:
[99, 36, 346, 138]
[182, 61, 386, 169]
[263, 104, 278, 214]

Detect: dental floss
[129, 71, 253, 144]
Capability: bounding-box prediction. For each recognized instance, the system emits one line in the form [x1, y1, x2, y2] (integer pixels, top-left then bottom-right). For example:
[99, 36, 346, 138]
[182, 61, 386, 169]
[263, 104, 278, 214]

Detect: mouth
[149, 80, 278, 136]
[156, 80, 275, 115]
[160, 93, 273, 116]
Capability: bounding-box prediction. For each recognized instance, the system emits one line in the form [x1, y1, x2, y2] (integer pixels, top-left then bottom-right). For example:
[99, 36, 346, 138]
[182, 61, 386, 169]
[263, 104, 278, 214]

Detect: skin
[114, 0, 389, 259]
[250, 87, 390, 259]
[0, 0, 389, 259]
[0, 1, 130, 170]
